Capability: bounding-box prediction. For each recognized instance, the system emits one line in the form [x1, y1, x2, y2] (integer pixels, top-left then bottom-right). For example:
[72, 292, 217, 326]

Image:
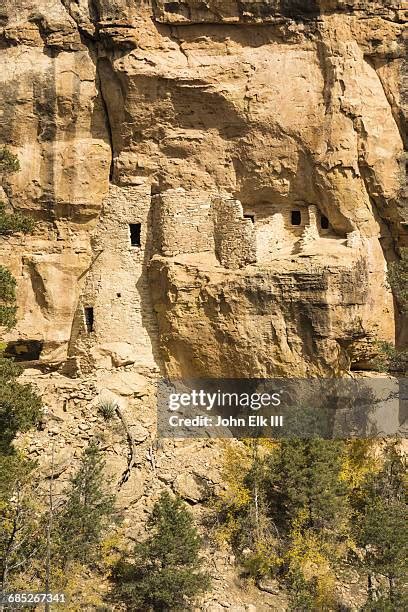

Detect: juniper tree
[387, 248, 408, 312]
[113, 491, 211, 611]
[0, 357, 42, 455]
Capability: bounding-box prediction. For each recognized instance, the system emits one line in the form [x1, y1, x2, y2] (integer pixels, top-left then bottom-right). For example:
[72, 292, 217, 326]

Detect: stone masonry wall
[299, 205, 321, 250]
[153, 188, 214, 257]
[213, 197, 257, 269]
[68, 184, 158, 373]
[242, 202, 309, 260]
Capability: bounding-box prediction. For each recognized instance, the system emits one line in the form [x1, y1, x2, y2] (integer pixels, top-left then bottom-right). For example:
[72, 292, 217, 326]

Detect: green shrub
[387, 248, 408, 312]
[0, 147, 20, 174]
[371, 341, 408, 374]
[0, 147, 34, 330]
[0, 265, 17, 330]
[361, 590, 408, 611]
[0, 357, 42, 454]
[0, 203, 35, 235]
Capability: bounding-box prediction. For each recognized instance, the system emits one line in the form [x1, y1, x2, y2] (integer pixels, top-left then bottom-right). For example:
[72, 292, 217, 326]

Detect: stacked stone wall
[68, 184, 158, 372]
[213, 197, 257, 269]
[153, 188, 214, 257]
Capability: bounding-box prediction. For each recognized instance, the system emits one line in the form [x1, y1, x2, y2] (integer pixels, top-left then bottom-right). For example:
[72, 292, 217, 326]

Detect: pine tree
[267, 438, 347, 533]
[354, 442, 408, 605]
[268, 439, 348, 608]
[358, 500, 407, 600]
[113, 491, 211, 611]
[55, 442, 116, 566]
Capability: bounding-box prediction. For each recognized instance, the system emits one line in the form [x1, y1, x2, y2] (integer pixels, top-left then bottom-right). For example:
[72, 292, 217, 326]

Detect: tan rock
[96, 370, 150, 396]
[173, 472, 208, 502]
[90, 342, 138, 368]
[1, 3, 407, 606]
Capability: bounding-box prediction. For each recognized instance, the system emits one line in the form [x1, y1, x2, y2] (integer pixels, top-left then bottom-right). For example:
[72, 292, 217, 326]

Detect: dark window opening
[244, 214, 255, 223]
[164, 2, 181, 13]
[129, 223, 141, 247]
[4, 340, 43, 362]
[116, 293, 121, 298]
[291, 210, 302, 226]
[321, 215, 329, 230]
[281, 1, 320, 20]
[84, 306, 94, 333]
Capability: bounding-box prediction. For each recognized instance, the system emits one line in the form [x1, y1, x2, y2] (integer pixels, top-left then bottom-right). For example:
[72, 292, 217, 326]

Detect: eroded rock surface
[1, 0, 406, 373]
[0, 2, 407, 606]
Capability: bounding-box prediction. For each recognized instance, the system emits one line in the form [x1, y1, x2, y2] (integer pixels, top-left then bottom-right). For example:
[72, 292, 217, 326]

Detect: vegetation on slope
[214, 439, 407, 611]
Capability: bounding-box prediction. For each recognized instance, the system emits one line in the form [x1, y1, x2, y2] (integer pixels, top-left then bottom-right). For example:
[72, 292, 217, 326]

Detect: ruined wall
[241, 202, 342, 260]
[68, 184, 158, 373]
[213, 197, 257, 269]
[298, 205, 321, 250]
[153, 189, 214, 257]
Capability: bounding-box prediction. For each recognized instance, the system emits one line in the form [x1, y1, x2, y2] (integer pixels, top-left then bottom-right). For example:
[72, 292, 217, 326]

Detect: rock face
[1, 1, 407, 608]
[0, 0, 406, 374]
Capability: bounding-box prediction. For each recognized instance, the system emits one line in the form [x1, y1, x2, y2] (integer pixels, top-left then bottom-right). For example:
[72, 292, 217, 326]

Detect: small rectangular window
[84, 306, 94, 333]
[244, 214, 255, 223]
[291, 210, 302, 226]
[129, 223, 141, 247]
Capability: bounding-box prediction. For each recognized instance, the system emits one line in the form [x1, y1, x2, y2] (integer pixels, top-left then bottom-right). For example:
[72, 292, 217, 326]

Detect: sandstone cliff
[0, 1, 407, 608]
[1, 0, 406, 375]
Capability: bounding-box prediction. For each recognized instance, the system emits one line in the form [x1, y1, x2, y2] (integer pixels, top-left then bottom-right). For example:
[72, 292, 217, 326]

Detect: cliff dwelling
[0, 1, 407, 608]
[0, 0, 405, 380]
[240, 201, 344, 261]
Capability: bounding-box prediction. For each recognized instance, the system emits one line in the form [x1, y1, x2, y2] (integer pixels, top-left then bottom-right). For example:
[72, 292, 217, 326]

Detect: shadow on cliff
[137, 191, 167, 375]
